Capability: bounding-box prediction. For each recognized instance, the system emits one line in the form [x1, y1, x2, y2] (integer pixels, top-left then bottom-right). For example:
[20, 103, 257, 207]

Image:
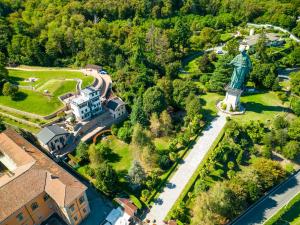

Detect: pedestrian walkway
[145, 113, 227, 224]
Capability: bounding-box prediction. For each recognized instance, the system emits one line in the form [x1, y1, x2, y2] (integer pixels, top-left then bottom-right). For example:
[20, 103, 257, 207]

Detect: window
[79, 196, 85, 205]
[82, 208, 87, 214]
[16, 213, 23, 221]
[31, 202, 39, 211]
[69, 204, 75, 212]
[74, 216, 78, 221]
[43, 194, 50, 202]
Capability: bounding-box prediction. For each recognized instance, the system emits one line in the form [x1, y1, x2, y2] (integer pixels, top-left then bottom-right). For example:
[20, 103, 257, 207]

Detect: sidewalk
[145, 113, 227, 224]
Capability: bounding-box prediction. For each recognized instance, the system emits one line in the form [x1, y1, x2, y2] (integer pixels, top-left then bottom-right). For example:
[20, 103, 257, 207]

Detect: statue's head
[239, 45, 246, 53]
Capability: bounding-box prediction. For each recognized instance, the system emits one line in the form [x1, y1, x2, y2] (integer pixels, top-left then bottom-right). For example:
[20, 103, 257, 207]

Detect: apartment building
[0, 129, 90, 225]
[70, 87, 102, 121]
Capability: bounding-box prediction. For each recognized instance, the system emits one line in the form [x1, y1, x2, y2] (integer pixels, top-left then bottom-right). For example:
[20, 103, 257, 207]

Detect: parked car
[216, 49, 223, 54]
[100, 70, 108, 74]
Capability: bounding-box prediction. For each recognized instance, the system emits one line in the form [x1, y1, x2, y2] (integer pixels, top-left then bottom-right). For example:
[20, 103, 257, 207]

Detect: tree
[131, 123, 150, 147]
[160, 110, 173, 135]
[143, 86, 167, 116]
[150, 113, 161, 137]
[290, 72, 300, 96]
[224, 38, 239, 56]
[208, 54, 232, 92]
[197, 54, 215, 73]
[0, 52, 8, 81]
[95, 143, 112, 159]
[185, 93, 202, 125]
[288, 118, 300, 141]
[128, 160, 146, 186]
[255, 32, 269, 63]
[95, 163, 118, 195]
[250, 158, 286, 189]
[157, 78, 173, 105]
[130, 97, 148, 126]
[76, 142, 89, 161]
[2, 82, 18, 97]
[172, 79, 197, 108]
[88, 144, 104, 167]
[140, 144, 159, 173]
[273, 116, 289, 130]
[292, 99, 300, 116]
[117, 121, 132, 143]
[0, 117, 5, 132]
[198, 27, 220, 47]
[283, 141, 300, 160]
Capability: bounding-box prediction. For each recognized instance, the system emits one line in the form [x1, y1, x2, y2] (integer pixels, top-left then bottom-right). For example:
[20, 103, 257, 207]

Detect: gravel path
[145, 113, 227, 224]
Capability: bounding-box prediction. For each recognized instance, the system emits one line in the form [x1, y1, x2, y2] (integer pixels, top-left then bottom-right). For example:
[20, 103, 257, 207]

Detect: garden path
[145, 113, 227, 224]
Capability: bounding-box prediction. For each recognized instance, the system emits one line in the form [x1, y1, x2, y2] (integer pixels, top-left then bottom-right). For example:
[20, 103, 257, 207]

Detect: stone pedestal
[217, 87, 245, 115]
[224, 88, 243, 111]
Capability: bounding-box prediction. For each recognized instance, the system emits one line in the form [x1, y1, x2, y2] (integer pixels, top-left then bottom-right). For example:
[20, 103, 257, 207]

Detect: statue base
[216, 87, 245, 115]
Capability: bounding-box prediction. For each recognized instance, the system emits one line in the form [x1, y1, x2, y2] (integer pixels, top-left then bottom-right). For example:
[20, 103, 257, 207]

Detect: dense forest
[0, 0, 299, 68]
[0, 0, 299, 105]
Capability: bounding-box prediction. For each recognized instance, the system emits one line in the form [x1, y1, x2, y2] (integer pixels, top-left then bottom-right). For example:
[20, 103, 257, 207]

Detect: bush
[129, 195, 142, 209]
[85, 165, 95, 177]
[158, 154, 172, 170]
[117, 127, 131, 143]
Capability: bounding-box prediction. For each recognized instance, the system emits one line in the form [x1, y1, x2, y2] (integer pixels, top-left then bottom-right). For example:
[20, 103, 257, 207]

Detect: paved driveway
[232, 171, 300, 225]
[145, 113, 227, 224]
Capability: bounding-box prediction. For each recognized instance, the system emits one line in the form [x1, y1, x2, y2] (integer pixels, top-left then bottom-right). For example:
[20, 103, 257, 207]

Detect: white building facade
[70, 87, 102, 121]
[106, 97, 127, 119]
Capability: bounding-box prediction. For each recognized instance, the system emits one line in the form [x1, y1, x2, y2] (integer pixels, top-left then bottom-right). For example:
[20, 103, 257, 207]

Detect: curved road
[232, 170, 300, 225]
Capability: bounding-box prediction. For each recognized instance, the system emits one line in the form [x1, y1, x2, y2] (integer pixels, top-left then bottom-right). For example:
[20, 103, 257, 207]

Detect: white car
[216, 49, 223, 54]
[100, 70, 107, 74]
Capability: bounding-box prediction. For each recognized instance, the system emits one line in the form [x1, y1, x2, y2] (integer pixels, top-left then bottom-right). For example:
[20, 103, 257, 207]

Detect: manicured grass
[234, 91, 289, 123]
[265, 192, 300, 225]
[103, 135, 135, 172]
[0, 89, 64, 116]
[0, 69, 94, 115]
[8, 69, 93, 88]
[199, 90, 291, 122]
[200, 92, 223, 119]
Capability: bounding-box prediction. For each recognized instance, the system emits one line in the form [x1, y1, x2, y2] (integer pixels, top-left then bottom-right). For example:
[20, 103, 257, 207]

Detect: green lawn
[234, 91, 290, 123]
[103, 135, 135, 172]
[0, 69, 94, 116]
[198, 90, 292, 123]
[8, 69, 93, 88]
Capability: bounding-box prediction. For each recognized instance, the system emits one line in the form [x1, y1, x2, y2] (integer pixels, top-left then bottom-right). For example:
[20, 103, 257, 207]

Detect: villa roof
[36, 125, 68, 144]
[106, 98, 125, 111]
[85, 64, 102, 70]
[0, 129, 87, 222]
[115, 198, 138, 217]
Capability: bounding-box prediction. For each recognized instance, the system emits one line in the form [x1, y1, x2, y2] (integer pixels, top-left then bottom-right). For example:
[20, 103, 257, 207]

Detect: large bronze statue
[218, 45, 252, 113]
[228, 46, 252, 90]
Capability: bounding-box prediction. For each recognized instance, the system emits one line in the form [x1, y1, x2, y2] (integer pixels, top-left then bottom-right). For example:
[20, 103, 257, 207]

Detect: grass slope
[0, 69, 94, 115]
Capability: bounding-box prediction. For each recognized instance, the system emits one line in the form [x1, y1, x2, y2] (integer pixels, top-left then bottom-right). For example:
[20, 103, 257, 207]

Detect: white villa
[70, 87, 102, 121]
[106, 97, 127, 119]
